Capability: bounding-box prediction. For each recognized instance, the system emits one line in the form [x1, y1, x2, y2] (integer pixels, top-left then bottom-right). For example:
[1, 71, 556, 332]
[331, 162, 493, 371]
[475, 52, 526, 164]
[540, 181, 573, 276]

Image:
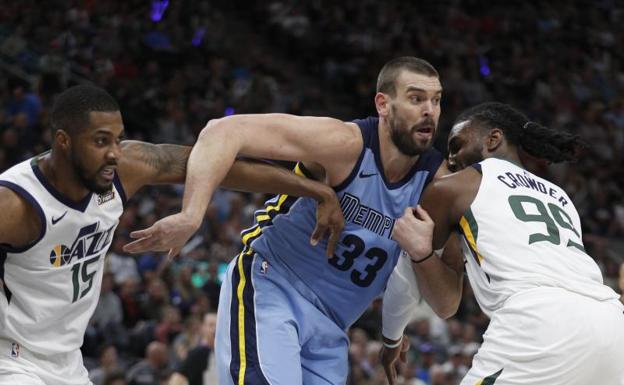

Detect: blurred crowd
[1, 1, 623, 384]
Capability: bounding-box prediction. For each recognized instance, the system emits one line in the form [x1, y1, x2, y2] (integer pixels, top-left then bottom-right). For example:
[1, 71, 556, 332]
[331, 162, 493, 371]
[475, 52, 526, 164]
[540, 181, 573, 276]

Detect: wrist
[382, 335, 403, 349]
[410, 250, 434, 264]
[316, 185, 336, 204]
[181, 209, 203, 230]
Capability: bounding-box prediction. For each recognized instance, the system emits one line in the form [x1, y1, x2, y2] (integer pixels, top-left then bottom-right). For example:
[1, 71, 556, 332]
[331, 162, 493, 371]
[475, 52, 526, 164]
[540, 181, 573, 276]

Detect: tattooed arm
[119, 141, 345, 257]
[117, 141, 191, 198]
[117, 141, 341, 224]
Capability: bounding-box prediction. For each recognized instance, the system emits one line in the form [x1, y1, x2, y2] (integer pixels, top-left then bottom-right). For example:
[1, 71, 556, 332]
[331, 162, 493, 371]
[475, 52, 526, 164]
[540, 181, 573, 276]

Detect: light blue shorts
[216, 251, 349, 385]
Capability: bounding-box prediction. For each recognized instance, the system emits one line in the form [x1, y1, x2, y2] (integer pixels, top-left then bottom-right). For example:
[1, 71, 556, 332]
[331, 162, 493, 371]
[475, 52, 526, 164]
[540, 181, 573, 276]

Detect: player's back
[460, 158, 620, 316]
[249, 117, 443, 329]
[0, 155, 125, 354]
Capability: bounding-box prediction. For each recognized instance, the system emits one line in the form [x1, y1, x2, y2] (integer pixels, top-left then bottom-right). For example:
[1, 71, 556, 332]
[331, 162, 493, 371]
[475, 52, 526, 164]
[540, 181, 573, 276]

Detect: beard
[388, 105, 436, 156]
[70, 148, 114, 195]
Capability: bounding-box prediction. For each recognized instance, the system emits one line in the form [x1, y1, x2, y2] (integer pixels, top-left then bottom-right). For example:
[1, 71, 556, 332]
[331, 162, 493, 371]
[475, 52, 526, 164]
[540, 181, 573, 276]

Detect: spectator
[168, 313, 218, 385]
[127, 341, 171, 385]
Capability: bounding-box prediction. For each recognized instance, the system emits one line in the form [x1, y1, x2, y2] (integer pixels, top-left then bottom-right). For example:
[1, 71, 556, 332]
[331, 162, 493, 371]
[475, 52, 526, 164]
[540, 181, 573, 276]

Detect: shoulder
[425, 166, 481, 211]
[0, 184, 42, 219]
[0, 185, 28, 212]
[429, 166, 481, 195]
[0, 185, 43, 248]
[415, 147, 445, 184]
[349, 116, 378, 147]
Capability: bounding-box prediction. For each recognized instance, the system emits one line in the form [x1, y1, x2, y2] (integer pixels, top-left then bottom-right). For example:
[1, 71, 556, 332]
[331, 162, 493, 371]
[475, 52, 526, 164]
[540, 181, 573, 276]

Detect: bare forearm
[222, 160, 332, 202]
[182, 121, 242, 225]
[411, 255, 463, 319]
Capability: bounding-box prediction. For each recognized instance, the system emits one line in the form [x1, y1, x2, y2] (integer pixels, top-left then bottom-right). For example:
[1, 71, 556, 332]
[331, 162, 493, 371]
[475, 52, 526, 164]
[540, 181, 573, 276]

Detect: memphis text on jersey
[340, 193, 394, 238]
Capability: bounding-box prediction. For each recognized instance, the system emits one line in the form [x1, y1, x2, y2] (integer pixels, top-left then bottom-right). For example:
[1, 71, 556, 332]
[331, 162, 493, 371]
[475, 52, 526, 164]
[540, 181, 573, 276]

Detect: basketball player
[0, 85, 344, 385]
[126, 57, 451, 384]
[387, 102, 624, 384]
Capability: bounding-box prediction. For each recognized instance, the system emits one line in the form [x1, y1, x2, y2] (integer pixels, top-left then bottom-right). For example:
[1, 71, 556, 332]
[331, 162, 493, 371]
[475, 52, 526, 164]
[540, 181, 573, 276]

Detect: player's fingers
[382, 361, 394, 385]
[123, 236, 155, 253]
[381, 349, 398, 385]
[168, 246, 182, 260]
[326, 228, 341, 257]
[414, 205, 433, 223]
[310, 224, 326, 246]
[129, 227, 153, 239]
[388, 365, 397, 385]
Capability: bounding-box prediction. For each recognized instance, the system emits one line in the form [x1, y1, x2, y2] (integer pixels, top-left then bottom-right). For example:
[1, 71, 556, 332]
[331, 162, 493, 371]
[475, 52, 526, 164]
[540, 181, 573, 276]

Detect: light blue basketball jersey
[247, 117, 443, 329]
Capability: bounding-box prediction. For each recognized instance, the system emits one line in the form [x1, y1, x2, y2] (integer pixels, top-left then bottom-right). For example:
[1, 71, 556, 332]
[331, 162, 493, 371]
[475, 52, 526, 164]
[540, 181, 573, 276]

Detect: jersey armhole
[422, 149, 445, 186]
[0, 180, 47, 253]
[332, 118, 374, 191]
[113, 172, 128, 208]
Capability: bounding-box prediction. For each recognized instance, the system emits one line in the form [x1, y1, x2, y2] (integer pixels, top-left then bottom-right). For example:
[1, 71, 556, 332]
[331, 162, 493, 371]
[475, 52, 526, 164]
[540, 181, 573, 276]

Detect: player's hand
[310, 191, 344, 257]
[380, 335, 410, 385]
[123, 212, 199, 258]
[391, 205, 434, 260]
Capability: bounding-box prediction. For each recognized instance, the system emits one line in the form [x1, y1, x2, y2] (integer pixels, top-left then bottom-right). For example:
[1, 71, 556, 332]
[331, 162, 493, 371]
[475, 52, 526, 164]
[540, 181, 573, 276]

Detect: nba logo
[260, 261, 269, 274]
[10, 342, 19, 358]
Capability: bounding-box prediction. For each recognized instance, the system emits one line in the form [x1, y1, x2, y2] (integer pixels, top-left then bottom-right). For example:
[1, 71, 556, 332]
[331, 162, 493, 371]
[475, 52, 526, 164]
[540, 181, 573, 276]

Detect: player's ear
[55, 129, 72, 152]
[485, 128, 504, 152]
[375, 92, 391, 118]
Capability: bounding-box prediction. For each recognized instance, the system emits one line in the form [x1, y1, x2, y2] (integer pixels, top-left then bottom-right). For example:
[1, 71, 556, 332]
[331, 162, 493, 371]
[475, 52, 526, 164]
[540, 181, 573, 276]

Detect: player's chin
[92, 180, 114, 195]
[414, 138, 433, 152]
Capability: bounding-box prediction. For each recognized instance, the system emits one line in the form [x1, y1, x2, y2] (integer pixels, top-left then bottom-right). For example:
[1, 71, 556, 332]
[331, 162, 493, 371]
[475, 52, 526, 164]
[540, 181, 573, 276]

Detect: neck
[378, 119, 420, 183]
[41, 149, 91, 202]
[488, 150, 523, 168]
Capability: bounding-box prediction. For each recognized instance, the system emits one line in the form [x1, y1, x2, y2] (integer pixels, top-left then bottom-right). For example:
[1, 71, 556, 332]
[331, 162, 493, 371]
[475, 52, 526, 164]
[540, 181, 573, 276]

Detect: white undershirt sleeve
[381, 250, 421, 340]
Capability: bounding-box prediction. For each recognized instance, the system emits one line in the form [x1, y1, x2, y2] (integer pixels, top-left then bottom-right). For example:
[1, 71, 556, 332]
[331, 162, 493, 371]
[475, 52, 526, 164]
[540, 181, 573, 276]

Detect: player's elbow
[430, 293, 461, 319]
[199, 117, 227, 141]
[435, 300, 460, 320]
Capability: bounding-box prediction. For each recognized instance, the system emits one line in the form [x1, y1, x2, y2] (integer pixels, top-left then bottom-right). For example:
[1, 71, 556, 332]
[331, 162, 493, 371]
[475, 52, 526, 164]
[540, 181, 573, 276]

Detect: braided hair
[455, 102, 585, 163]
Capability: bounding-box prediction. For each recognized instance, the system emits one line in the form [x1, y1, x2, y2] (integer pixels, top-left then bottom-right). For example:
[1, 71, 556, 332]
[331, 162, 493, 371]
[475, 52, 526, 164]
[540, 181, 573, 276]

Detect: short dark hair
[376, 57, 439, 97]
[50, 84, 119, 135]
[455, 102, 585, 163]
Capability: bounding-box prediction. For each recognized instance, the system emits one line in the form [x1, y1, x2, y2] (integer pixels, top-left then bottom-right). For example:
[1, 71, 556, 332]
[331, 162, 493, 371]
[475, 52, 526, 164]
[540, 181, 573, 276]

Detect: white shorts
[0, 339, 92, 385]
[461, 287, 624, 385]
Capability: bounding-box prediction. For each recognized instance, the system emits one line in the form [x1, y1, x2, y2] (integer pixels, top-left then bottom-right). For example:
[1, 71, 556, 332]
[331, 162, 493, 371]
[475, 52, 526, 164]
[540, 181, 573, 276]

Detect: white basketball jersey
[0, 156, 125, 355]
[459, 158, 620, 317]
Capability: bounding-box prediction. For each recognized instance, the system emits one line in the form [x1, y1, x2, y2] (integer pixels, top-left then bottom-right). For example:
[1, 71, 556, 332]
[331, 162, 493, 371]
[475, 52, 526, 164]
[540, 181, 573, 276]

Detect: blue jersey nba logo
[216, 117, 443, 385]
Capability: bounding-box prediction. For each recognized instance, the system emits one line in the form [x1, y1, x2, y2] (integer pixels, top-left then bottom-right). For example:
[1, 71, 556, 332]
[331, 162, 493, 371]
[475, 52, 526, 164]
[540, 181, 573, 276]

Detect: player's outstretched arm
[117, 142, 343, 255]
[123, 158, 346, 257]
[181, 114, 361, 228]
[124, 114, 360, 257]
